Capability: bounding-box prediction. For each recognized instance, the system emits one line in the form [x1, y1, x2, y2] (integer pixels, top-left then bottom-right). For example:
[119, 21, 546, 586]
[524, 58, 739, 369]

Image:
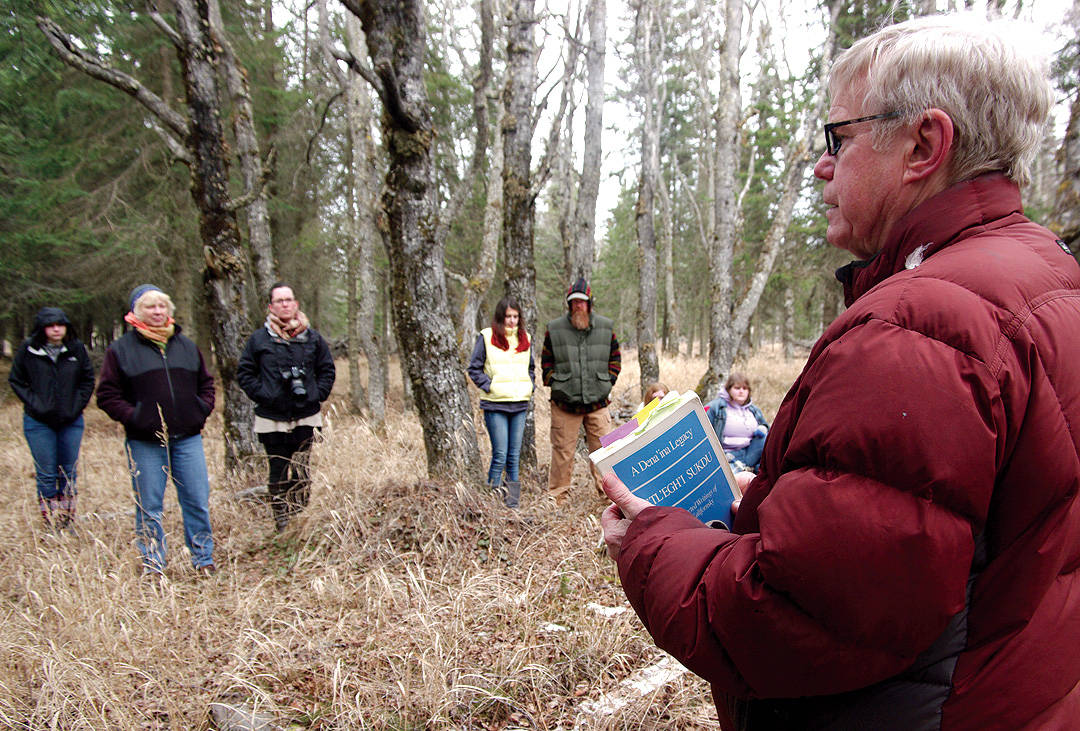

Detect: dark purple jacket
[96, 326, 215, 442]
[616, 174, 1080, 729]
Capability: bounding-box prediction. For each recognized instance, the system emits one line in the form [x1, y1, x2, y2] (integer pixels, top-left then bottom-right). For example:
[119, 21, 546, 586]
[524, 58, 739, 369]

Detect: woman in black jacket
[96, 285, 217, 576]
[237, 282, 335, 532]
[8, 307, 95, 528]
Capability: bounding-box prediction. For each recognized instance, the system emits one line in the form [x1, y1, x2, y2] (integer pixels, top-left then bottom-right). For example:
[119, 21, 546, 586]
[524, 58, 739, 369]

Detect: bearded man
[541, 278, 621, 501]
[601, 15, 1080, 729]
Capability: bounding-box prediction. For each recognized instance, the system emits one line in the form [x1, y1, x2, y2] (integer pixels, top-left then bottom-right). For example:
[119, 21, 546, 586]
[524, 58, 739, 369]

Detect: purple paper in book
[600, 418, 638, 448]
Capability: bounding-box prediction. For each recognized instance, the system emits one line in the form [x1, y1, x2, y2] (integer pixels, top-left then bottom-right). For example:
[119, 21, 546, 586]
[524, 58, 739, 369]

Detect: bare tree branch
[145, 117, 193, 164]
[332, 46, 382, 93]
[36, 16, 190, 139]
[532, 8, 581, 196]
[340, 0, 420, 132]
[147, 8, 183, 48]
[435, 0, 496, 248]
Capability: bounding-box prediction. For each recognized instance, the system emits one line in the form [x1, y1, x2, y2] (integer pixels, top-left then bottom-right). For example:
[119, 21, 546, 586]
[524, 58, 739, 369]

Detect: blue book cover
[591, 392, 741, 529]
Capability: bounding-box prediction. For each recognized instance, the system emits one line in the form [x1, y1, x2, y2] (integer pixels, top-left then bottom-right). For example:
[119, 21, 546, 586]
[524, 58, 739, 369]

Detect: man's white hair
[830, 13, 1053, 187]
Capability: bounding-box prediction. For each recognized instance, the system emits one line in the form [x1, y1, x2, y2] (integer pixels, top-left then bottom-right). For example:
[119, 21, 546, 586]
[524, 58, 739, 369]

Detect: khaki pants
[548, 402, 611, 499]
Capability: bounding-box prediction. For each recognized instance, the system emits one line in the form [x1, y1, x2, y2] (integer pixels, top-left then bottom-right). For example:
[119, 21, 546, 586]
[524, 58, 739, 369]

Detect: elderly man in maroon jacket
[601, 15, 1080, 730]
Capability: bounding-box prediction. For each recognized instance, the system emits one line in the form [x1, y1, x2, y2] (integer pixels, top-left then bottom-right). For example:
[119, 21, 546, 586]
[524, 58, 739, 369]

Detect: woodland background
[2, 1, 1080, 727]
[3, 0, 1079, 475]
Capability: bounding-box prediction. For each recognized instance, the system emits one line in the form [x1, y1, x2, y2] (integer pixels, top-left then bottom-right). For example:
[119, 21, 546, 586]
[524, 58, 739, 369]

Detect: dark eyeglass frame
[824, 111, 900, 156]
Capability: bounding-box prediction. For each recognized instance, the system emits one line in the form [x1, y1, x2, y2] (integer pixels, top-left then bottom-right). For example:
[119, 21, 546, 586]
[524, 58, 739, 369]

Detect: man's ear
[903, 108, 953, 183]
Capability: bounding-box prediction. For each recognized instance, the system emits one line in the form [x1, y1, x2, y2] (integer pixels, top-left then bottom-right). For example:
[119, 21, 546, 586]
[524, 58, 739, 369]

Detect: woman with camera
[238, 282, 336, 532]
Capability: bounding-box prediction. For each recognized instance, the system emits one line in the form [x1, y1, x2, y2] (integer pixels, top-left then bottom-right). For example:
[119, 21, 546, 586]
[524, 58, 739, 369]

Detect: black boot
[503, 481, 520, 509]
[268, 482, 291, 533]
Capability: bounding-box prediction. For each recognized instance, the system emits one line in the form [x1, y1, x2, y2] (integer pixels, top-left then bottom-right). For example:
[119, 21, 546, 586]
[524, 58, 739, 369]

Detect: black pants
[258, 426, 317, 526]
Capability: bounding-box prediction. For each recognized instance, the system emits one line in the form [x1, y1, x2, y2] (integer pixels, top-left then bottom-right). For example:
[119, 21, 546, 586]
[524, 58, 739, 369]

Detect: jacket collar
[836, 173, 1026, 306]
[27, 343, 69, 357]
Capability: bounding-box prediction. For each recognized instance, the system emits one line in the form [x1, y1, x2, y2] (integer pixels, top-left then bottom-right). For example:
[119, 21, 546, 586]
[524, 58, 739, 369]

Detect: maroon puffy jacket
[616, 174, 1080, 729]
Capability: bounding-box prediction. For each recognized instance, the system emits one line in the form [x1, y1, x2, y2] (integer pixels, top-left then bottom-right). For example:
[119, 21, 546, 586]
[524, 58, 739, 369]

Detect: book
[590, 391, 741, 529]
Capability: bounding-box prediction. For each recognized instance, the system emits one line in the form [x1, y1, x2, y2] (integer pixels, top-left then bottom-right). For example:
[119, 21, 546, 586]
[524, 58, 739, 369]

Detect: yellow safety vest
[480, 327, 533, 403]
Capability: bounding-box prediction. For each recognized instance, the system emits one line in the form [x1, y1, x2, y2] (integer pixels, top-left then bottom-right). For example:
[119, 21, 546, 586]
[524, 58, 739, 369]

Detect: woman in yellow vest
[467, 297, 535, 507]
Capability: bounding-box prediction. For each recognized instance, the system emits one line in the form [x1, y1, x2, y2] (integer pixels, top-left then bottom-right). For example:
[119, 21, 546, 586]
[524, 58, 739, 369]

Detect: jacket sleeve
[541, 330, 554, 386]
[617, 320, 994, 699]
[608, 331, 621, 383]
[752, 404, 769, 429]
[96, 346, 134, 425]
[7, 345, 32, 407]
[236, 334, 262, 402]
[75, 342, 95, 414]
[466, 335, 490, 392]
[314, 334, 336, 402]
[196, 345, 215, 414]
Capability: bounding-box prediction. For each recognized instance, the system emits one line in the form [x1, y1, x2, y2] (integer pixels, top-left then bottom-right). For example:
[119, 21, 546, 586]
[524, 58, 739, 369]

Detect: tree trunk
[570, 0, 606, 282]
[783, 283, 795, 360]
[658, 176, 677, 353]
[344, 14, 387, 428]
[699, 0, 742, 399]
[208, 0, 275, 300]
[460, 93, 504, 362]
[348, 0, 480, 480]
[633, 0, 660, 386]
[1051, 0, 1080, 254]
[454, 0, 499, 362]
[172, 0, 258, 472]
[503, 0, 541, 472]
[38, 4, 262, 472]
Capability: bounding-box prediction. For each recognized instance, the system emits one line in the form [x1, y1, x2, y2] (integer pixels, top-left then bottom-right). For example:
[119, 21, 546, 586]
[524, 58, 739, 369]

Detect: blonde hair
[830, 14, 1053, 187]
[133, 290, 176, 319]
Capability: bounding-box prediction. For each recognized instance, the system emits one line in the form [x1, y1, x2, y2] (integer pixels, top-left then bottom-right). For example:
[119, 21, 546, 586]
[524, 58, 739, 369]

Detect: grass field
[0, 346, 805, 730]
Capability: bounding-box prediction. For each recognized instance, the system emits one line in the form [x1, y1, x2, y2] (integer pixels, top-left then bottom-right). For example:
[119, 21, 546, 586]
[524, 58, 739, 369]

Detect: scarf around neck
[267, 311, 310, 341]
[125, 311, 175, 348]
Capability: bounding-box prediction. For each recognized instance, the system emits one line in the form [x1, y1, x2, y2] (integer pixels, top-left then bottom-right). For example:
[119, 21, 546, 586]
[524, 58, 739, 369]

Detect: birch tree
[633, 0, 663, 385]
[319, 1, 387, 426]
[342, 0, 480, 480]
[1051, 0, 1080, 252]
[568, 0, 607, 282]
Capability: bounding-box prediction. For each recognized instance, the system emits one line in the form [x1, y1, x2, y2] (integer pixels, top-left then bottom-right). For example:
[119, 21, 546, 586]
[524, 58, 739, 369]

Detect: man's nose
[813, 151, 834, 181]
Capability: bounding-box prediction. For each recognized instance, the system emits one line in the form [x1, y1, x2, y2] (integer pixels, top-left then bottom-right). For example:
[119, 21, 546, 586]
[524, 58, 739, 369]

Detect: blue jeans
[23, 414, 84, 500]
[483, 409, 527, 484]
[726, 432, 766, 471]
[126, 435, 214, 571]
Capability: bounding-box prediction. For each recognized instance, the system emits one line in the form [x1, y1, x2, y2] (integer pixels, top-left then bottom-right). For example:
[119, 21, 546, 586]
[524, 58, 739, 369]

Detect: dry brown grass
[0, 346, 805, 730]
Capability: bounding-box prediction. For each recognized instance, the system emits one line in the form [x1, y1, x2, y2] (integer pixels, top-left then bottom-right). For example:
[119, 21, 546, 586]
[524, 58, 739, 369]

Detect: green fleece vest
[547, 313, 614, 406]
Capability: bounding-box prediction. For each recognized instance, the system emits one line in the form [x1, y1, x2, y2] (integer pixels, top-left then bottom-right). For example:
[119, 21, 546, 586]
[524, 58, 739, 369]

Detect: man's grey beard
[570, 309, 590, 331]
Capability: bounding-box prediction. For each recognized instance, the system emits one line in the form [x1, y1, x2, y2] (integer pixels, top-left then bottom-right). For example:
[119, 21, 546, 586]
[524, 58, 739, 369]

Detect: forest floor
[0, 346, 806, 730]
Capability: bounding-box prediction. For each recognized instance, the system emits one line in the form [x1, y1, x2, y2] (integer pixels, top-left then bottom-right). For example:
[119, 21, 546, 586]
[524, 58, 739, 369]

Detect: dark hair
[30, 323, 76, 348]
[268, 282, 294, 303]
[30, 307, 76, 347]
[490, 297, 530, 352]
[724, 372, 752, 398]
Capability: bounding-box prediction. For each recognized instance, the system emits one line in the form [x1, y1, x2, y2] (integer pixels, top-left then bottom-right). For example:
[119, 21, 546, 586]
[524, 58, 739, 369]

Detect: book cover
[590, 392, 741, 529]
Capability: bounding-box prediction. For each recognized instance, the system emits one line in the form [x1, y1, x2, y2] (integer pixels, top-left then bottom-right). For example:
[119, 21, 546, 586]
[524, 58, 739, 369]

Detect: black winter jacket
[9, 329, 95, 429]
[237, 325, 335, 422]
[96, 327, 215, 442]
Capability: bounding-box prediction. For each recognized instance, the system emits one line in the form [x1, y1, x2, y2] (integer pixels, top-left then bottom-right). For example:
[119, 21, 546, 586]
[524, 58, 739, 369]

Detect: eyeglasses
[823, 111, 900, 156]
